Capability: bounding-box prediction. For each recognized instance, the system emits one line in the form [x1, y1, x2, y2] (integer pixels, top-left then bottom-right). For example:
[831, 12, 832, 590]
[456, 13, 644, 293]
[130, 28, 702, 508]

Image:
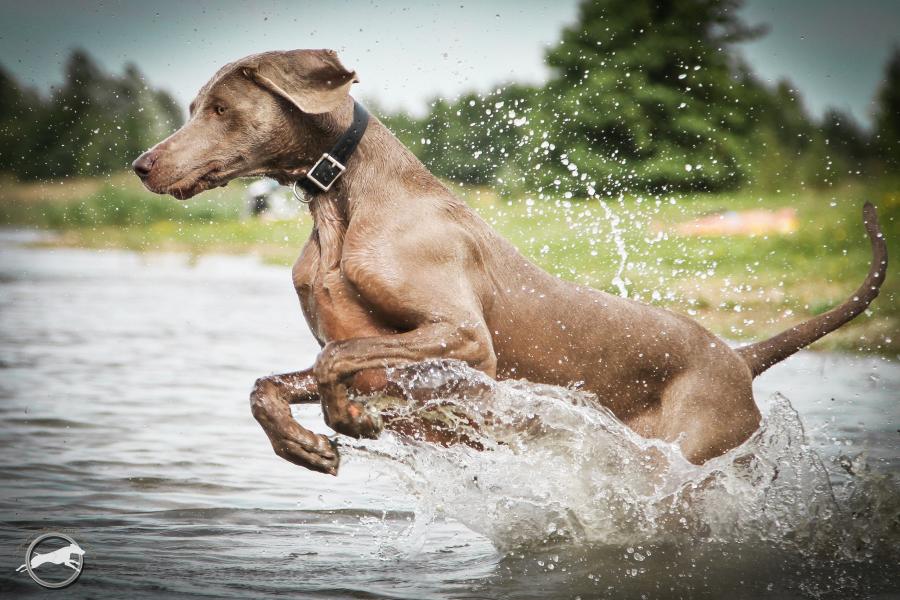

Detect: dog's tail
[737, 202, 887, 378]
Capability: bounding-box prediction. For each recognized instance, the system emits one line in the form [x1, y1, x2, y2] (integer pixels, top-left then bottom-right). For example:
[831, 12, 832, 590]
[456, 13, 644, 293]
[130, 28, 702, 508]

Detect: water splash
[343, 361, 899, 561]
[596, 195, 629, 297]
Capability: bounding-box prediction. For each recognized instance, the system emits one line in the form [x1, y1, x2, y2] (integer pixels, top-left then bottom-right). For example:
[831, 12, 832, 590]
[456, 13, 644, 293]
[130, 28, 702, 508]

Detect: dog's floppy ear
[243, 49, 358, 115]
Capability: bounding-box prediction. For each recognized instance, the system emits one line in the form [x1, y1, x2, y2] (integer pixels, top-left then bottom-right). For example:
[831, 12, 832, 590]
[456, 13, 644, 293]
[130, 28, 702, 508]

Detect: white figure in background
[244, 178, 299, 220]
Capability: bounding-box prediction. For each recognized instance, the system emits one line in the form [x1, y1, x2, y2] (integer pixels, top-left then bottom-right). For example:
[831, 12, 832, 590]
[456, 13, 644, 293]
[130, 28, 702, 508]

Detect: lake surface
[0, 230, 897, 599]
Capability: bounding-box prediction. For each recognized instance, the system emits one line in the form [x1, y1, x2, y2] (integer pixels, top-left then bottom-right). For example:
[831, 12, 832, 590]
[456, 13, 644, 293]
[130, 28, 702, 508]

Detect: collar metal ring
[291, 180, 312, 204]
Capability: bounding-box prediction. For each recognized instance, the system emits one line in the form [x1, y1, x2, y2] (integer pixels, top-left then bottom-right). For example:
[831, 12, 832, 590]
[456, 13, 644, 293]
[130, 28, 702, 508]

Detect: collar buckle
[306, 153, 346, 192]
[291, 100, 368, 200]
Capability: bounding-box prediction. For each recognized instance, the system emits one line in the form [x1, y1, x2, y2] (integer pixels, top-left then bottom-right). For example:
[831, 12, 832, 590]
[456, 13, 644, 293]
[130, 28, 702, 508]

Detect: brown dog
[133, 49, 887, 475]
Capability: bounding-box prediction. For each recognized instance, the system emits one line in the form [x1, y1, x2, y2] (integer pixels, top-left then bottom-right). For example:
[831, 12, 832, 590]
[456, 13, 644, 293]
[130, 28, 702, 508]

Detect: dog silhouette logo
[16, 532, 85, 589]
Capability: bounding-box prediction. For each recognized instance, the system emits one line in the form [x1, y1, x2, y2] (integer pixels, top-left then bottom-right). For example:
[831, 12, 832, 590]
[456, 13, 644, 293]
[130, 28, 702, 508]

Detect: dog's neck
[304, 106, 421, 212]
[279, 100, 424, 268]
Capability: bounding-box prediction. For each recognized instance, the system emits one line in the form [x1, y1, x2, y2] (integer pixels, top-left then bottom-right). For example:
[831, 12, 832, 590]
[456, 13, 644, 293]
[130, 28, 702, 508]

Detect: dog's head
[132, 49, 358, 199]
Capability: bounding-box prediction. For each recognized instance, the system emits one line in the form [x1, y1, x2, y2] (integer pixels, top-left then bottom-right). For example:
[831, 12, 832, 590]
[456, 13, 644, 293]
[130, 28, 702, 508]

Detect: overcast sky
[0, 0, 897, 126]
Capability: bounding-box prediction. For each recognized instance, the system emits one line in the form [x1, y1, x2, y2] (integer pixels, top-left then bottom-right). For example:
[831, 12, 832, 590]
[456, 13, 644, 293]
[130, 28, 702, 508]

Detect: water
[0, 230, 897, 599]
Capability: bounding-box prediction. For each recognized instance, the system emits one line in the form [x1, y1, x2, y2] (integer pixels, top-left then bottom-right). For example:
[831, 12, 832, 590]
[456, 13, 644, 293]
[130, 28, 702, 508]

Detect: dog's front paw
[318, 380, 385, 439]
[271, 431, 340, 475]
[343, 399, 384, 439]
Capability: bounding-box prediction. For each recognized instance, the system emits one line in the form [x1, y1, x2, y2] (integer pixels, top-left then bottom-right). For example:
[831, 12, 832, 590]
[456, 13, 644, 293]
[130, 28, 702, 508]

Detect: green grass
[463, 182, 898, 354]
[0, 174, 313, 262]
[1, 173, 897, 355]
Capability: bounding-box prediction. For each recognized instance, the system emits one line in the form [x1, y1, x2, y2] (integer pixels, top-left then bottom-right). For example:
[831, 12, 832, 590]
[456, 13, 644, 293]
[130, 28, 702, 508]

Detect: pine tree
[528, 0, 765, 197]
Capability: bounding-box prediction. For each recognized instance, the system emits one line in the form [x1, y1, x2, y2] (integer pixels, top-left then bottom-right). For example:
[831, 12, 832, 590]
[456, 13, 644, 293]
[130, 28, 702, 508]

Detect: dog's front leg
[314, 321, 496, 438]
[250, 369, 340, 474]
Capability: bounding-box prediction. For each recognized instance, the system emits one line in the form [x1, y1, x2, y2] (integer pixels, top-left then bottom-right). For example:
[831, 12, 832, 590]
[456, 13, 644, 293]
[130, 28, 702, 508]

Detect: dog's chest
[292, 230, 390, 344]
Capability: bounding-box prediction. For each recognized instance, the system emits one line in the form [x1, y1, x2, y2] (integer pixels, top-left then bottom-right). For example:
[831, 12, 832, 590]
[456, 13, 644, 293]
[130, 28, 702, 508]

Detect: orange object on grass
[673, 207, 798, 237]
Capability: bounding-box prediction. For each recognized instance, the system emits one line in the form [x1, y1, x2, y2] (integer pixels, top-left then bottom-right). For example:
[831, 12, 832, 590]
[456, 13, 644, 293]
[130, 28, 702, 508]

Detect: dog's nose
[132, 151, 157, 179]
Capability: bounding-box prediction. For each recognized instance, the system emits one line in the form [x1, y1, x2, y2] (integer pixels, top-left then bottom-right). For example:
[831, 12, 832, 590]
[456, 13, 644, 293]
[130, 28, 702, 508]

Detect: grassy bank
[1, 173, 897, 356]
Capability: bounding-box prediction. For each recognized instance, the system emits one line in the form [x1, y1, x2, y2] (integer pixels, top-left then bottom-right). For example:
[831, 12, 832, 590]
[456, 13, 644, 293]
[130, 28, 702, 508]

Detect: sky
[0, 0, 897, 126]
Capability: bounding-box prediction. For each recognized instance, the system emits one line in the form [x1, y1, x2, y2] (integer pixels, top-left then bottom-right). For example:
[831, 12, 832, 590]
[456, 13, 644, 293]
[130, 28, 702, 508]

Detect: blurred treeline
[1, 0, 899, 197]
[0, 50, 181, 180]
[375, 0, 900, 197]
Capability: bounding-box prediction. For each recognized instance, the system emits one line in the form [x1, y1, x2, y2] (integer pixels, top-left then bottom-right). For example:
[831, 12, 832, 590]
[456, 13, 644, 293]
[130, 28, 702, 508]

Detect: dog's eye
[215, 105, 227, 116]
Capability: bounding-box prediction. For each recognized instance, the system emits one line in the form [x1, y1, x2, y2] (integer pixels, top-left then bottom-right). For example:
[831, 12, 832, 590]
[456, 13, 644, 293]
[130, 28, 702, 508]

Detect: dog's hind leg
[250, 369, 340, 474]
[660, 364, 761, 464]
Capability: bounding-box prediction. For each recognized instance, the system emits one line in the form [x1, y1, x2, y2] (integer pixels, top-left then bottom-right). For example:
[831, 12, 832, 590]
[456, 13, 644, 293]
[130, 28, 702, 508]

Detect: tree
[385, 0, 851, 197]
[47, 50, 109, 176]
[0, 49, 182, 181]
[873, 46, 900, 167]
[525, 0, 767, 196]
[374, 84, 543, 193]
[820, 108, 870, 180]
[419, 84, 540, 186]
[0, 66, 47, 178]
[120, 62, 183, 166]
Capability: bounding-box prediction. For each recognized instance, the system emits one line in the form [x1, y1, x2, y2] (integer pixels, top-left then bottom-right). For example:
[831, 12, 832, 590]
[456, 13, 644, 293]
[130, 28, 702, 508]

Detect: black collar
[294, 99, 369, 197]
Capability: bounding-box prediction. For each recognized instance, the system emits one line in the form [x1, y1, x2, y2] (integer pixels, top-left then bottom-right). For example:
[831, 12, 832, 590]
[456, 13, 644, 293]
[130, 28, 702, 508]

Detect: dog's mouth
[143, 160, 238, 200]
